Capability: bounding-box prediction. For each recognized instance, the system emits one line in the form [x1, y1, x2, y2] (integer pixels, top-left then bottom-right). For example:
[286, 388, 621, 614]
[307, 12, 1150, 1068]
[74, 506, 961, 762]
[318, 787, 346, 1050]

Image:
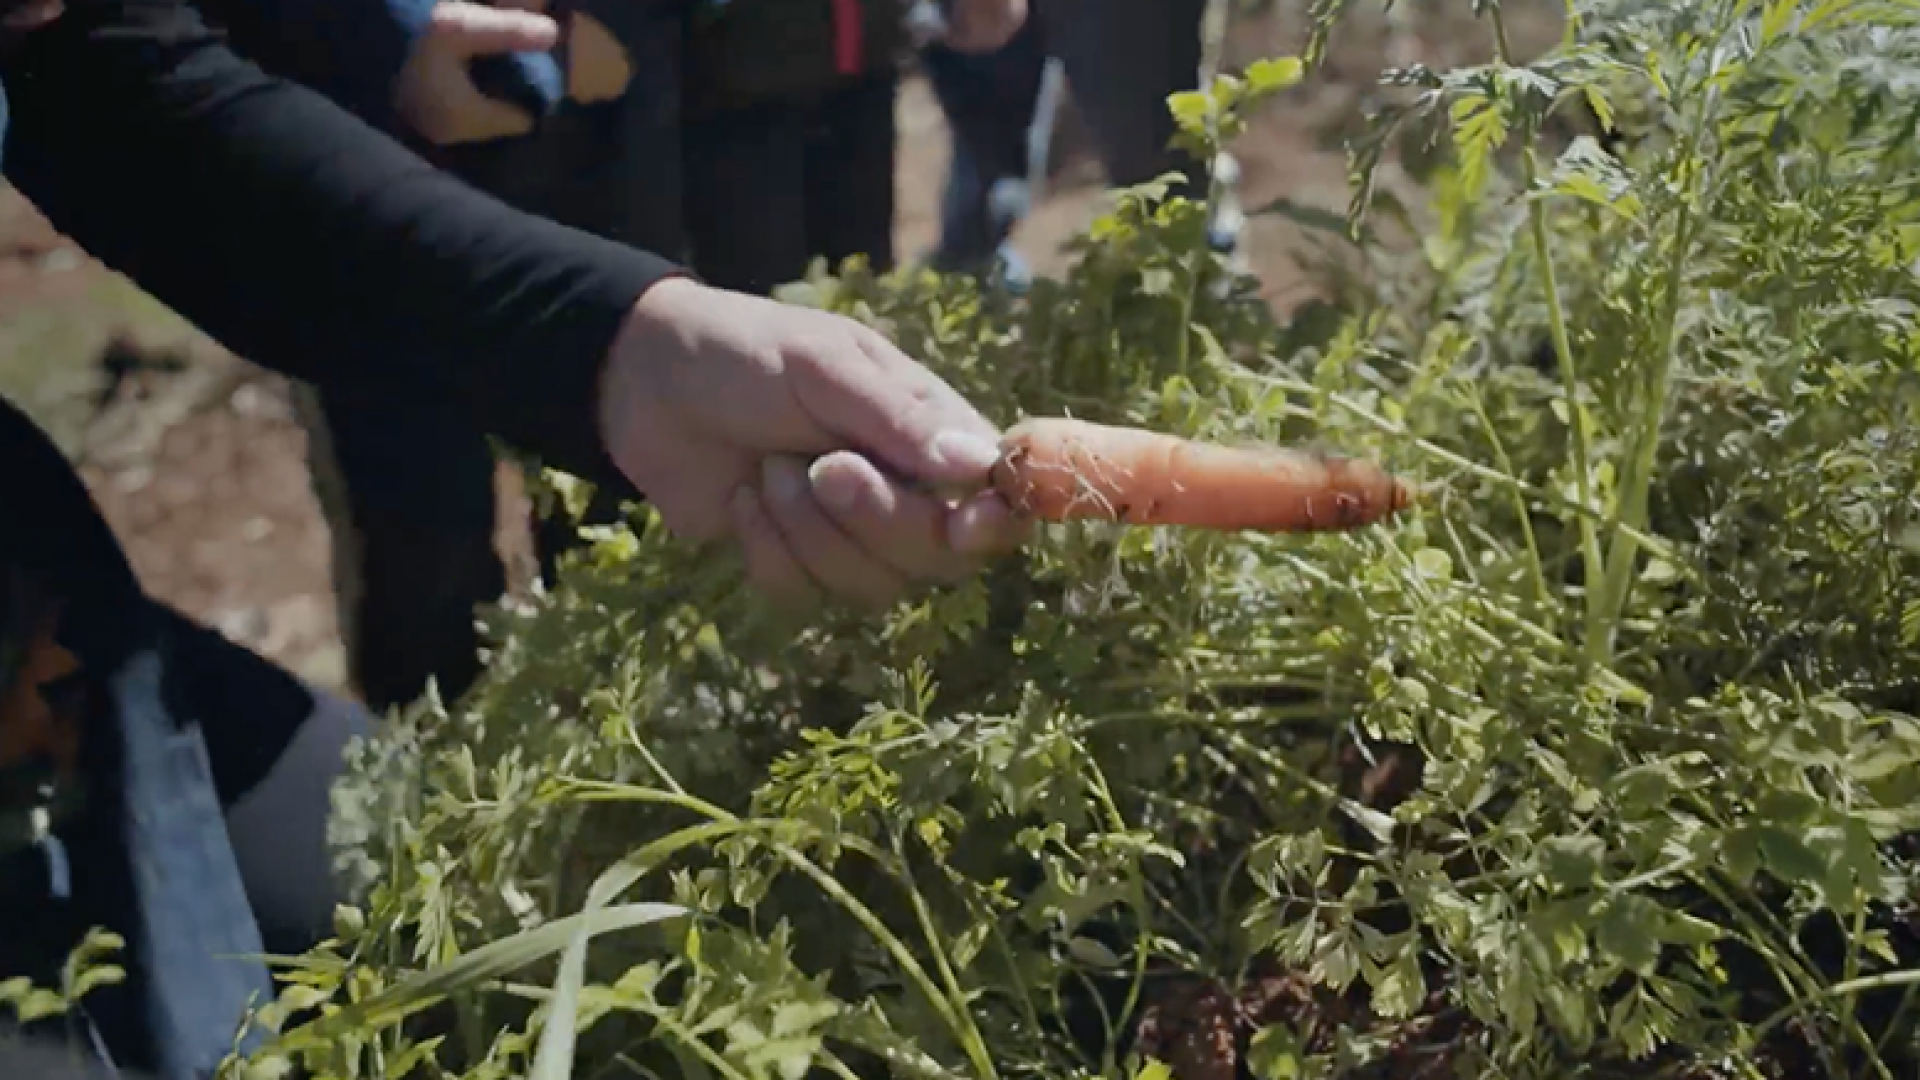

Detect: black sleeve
[0, 0, 683, 484]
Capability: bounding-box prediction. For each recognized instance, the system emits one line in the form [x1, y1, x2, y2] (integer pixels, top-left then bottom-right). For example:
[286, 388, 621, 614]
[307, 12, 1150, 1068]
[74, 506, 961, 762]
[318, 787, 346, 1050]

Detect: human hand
[598, 279, 1031, 610]
[393, 1, 559, 146]
[943, 0, 1028, 53]
[566, 11, 631, 105]
[0, 0, 61, 40]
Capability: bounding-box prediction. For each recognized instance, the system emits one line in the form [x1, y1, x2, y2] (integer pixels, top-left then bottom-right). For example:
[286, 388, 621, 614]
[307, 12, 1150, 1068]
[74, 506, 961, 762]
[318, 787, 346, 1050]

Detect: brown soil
[0, 2, 1560, 698]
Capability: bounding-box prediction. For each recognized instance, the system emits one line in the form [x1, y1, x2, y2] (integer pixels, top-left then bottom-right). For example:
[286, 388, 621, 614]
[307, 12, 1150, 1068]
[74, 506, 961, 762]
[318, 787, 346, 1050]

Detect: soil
[0, 2, 1559, 696]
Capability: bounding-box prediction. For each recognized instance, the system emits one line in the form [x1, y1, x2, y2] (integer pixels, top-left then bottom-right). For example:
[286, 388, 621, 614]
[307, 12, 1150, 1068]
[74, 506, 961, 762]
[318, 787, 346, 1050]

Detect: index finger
[790, 324, 1007, 491]
[433, 3, 559, 55]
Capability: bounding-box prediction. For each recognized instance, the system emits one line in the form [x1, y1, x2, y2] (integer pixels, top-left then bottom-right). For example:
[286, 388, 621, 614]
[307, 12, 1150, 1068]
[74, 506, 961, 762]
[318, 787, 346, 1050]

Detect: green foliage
[232, 0, 1920, 1077]
[1, 929, 127, 1026]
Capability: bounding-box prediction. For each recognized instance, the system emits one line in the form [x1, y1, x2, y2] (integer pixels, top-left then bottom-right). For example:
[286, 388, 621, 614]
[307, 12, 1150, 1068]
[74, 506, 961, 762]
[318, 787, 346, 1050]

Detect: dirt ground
[0, 2, 1557, 696]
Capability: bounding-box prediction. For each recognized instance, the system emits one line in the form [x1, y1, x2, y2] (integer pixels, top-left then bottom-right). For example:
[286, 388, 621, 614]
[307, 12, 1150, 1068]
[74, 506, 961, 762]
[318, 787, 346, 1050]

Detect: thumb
[431, 2, 560, 58]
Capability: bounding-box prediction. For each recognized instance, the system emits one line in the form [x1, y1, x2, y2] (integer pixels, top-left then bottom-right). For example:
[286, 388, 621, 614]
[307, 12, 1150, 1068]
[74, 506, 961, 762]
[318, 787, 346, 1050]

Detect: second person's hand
[944, 0, 1029, 53]
[598, 279, 1031, 611]
[393, 1, 559, 146]
[566, 11, 631, 105]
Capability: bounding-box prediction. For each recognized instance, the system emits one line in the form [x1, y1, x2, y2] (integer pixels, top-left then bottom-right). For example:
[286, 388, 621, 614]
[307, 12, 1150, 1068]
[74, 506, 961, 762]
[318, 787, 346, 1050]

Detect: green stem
[1690, 833, 1895, 1079]
[769, 843, 996, 1079]
[1490, 5, 1605, 666]
[649, 1010, 757, 1080]
[1751, 970, 1920, 1057]
[889, 830, 984, 1061]
[562, 781, 999, 1080]
[1259, 375, 1681, 563]
[624, 718, 689, 797]
[1078, 750, 1166, 1080]
[1689, 876, 1849, 1079]
[1466, 384, 1552, 609]
[1584, 93, 1713, 667]
[948, 871, 1047, 1042]
[819, 1051, 868, 1080]
[1583, 254, 1688, 661]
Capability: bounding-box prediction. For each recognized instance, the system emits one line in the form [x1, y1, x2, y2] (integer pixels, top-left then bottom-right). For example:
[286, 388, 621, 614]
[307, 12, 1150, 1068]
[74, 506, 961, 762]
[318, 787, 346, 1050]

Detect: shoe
[1206, 152, 1252, 288]
[992, 244, 1033, 296]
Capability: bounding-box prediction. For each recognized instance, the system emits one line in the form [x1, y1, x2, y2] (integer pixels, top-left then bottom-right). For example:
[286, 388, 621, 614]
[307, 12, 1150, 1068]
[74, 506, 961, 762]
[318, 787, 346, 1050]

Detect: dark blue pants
[310, 7, 688, 713]
[921, 18, 1049, 271]
[680, 69, 901, 297]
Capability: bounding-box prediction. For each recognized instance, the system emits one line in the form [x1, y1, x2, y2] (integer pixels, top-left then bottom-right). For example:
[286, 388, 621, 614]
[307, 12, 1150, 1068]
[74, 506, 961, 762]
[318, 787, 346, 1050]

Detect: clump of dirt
[1132, 958, 1481, 1080]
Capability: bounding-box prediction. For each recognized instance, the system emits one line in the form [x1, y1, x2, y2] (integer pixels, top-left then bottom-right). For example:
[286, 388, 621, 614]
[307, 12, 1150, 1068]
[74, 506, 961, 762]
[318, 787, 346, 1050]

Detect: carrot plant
[222, 0, 1920, 1077]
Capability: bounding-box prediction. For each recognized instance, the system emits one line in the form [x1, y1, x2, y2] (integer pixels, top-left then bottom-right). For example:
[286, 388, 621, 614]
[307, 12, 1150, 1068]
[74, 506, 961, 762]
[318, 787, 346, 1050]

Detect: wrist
[596, 274, 704, 466]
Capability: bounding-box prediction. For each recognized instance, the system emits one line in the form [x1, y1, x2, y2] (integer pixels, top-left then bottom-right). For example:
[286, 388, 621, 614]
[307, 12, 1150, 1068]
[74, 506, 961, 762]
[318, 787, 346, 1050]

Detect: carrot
[989, 417, 1414, 533]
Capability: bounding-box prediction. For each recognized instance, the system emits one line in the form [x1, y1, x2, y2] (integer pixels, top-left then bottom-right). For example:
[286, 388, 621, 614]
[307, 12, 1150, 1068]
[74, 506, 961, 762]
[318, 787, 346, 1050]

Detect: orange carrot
[990, 417, 1414, 533]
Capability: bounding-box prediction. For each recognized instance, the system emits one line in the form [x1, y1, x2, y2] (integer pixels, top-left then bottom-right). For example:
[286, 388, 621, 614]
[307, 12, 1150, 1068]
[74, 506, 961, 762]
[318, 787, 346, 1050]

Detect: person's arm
[1, 0, 671, 484]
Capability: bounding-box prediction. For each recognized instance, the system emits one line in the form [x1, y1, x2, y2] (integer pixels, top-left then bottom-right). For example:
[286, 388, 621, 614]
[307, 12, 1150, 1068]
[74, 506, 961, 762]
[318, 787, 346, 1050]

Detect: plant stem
[1690, 874, 1852, 1079]
[1466, 384, 1552, 609]
[889, 830, 984, 1058]
[773, 841, 999, 1079]
[1489, 4, 1606, 663]
[1584, 91, 1712, 667]
[1751, 970, 1920, 1055]
[562, 781, 999, 1080]
[648, 1010, 757, 1080]
[1258, 374, 1681, 563]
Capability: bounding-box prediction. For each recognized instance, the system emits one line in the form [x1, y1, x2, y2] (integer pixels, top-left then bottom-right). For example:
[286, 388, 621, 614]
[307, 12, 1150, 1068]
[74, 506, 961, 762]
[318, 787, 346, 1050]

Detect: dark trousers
[309, 10, 689, 714]
[924, 0, 1209, 269]
[681, 70, 900, 297]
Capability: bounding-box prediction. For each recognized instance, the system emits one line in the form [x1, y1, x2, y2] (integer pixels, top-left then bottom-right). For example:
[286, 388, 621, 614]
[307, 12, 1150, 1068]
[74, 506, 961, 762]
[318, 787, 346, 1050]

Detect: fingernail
[949, 493, 1030, 556]
[808, 456, 861, 513]
[929, 431, 1002, 476]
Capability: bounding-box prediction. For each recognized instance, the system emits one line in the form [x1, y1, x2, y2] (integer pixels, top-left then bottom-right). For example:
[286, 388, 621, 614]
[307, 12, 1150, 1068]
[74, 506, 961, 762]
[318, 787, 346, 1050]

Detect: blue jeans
[922, 19, 1049, 274]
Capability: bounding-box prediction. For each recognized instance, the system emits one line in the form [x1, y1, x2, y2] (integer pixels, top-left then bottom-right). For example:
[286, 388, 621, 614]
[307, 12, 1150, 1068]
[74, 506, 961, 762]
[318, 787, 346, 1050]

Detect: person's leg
[921, 35, 1046, 273]
[524, 4, 689, 581]
[297, 126, 584, 716]
[803, 71, 901, 276]
[922, 45, 1000, 272]
[302, 388, 503, 714]
[1033, 0, 1209, 191]
[583, 0, 691, 260]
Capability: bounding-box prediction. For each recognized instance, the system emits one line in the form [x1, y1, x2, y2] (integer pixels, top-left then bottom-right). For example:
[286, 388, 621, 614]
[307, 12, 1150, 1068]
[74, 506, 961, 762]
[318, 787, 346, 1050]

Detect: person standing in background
[916, 2, 1050, 283]
[297, 1, 692, 715]
[921, 0, 1240, 281]
[306, 0, 1027, 714]
[679, 0, 1026, 298]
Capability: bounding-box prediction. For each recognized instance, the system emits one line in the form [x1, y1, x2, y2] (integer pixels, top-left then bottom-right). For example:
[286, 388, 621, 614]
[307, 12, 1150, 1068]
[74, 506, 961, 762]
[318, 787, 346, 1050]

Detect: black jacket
[2, 0, 680, 489]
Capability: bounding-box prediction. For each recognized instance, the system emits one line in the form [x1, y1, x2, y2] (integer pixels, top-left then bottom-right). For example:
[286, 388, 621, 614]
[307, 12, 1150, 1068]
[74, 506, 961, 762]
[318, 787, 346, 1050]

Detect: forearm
[3, 0, 677, 482]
